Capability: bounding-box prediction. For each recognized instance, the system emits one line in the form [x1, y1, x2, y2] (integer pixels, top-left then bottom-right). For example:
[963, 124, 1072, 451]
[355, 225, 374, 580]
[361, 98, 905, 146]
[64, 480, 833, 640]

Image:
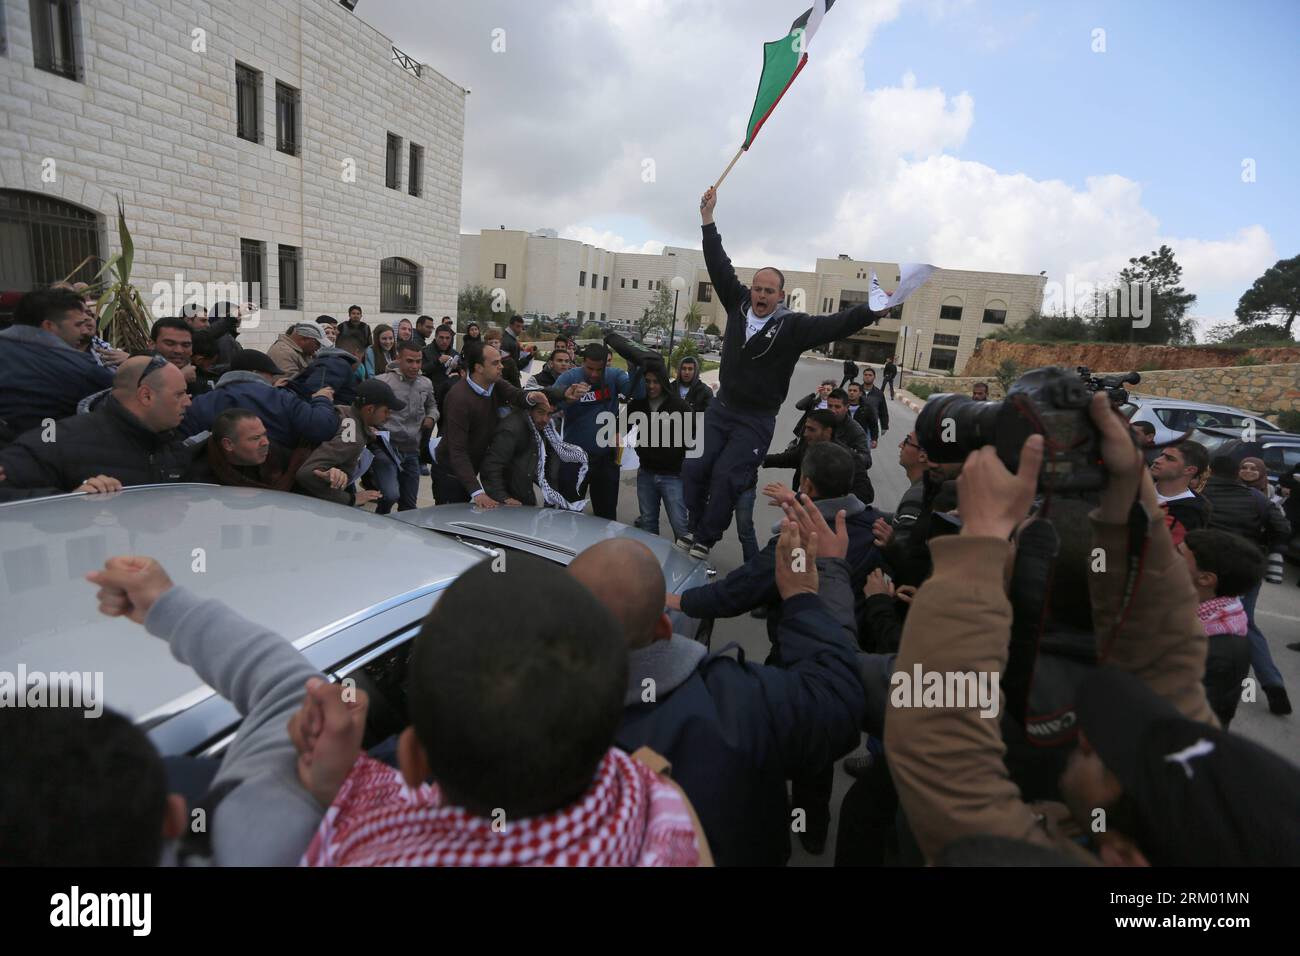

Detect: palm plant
[61, 199, 156, 353]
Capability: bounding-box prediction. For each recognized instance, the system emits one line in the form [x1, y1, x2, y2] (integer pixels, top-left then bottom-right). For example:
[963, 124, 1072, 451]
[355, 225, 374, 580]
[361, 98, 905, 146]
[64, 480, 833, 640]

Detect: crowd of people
[2, 184, 1299, 868]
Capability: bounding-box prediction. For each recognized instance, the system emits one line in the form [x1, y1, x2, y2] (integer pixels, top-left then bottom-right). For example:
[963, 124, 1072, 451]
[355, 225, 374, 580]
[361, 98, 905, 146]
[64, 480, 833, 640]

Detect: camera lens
[916, 393, 1003, 462]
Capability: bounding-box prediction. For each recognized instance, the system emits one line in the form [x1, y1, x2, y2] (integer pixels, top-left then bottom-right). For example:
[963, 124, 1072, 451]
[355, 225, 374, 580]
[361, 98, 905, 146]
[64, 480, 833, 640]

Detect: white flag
[868, 272, 890, 312]
[884, 263, 937, 309]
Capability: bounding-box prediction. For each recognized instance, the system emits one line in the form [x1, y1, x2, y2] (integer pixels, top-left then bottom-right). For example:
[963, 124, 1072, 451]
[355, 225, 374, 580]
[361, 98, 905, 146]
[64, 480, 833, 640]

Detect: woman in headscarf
[365, 324, 397, 376]
[1239, 456, 1275, 500]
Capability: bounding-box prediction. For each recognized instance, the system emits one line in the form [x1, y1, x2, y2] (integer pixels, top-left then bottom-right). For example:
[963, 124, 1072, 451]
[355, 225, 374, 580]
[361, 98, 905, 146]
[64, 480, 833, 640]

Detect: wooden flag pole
[714, 146, 745, 189]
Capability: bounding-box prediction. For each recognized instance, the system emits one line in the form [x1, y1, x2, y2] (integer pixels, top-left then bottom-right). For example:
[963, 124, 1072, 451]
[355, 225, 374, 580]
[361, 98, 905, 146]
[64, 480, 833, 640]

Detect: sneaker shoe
[688, 541, 711, 561]
[843, 751, 875, 779]
[1264, 684, 1293, 716]
[673, 535, 694, 554]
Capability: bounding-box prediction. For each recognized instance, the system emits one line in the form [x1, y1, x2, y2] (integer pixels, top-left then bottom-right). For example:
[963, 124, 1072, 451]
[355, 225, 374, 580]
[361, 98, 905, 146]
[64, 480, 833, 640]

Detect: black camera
[915, 365, 1140, 494]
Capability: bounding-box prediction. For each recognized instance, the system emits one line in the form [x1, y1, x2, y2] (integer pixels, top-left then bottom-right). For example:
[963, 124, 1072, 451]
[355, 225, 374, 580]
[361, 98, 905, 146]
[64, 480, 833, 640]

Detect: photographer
[882, 394, 1300, 866]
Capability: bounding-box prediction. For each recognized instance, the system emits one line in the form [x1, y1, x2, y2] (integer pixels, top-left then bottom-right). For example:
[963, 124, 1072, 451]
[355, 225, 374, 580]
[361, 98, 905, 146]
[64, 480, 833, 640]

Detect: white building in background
[0, 0, 465, 348]
[460, 228, 1046, 373]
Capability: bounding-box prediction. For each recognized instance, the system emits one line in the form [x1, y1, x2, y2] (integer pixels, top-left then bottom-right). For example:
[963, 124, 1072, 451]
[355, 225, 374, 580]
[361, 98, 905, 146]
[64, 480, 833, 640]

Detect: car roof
[1128, 393, 1271, 417]
[0, 485, 482, 723]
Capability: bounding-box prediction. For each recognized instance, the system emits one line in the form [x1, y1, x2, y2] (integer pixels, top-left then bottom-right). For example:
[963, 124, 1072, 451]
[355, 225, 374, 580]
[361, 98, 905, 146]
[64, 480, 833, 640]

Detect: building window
[982, 308, 1007, 325]
[240, 239, 266, 308]
[592, 273, 599, 289]
[620, 278, 626, 289]
[380, 256, 419, 312]
[408, 143, 423, 197]
[385, 133, 402, 189]
[885, 304, 904, 320]
[493, 263, 507, 280]
[278, 244, 301, 310]
[602, 276, 608, 291]
[275, 82, 300, 156]
[939, 304, 963, 322]
[600, 312, 606, 322]
[236, 64, 262, 143]
[31, 0, 79, 80]
[577, 311, 584, 322]
[632, 279, 638, 290]
[0, 189, 102, 288]
[933, 333, 961, 347]
[579, 270, 586, 286]
[928, 348, 958, 372]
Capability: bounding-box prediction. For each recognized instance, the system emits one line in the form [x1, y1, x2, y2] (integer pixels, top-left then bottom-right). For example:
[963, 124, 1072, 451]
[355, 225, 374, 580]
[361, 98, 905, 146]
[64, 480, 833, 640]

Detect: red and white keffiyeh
[1198, 596, 1247, 637]
[301, 748, 701, 867]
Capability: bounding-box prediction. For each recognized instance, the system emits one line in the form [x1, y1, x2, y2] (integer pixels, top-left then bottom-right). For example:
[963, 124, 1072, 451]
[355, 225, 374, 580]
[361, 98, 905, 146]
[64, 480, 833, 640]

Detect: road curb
[896, 390, 925, 414]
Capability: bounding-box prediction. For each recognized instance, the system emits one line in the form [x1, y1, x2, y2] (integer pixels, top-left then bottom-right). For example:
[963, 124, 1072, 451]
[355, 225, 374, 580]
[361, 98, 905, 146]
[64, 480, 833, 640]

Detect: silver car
[1122, 394, 1281, 446]
[0, 486, 716, 757]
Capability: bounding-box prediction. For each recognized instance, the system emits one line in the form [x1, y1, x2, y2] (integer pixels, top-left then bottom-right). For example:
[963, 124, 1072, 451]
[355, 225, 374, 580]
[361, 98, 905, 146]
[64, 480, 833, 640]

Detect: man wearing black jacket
[858, 367, 889, 444]
[680, 185, 883, 560]
[501, 315, 535, 376]
[1151, 440, 1209, 542]
[629, 362, 691, 540]
[1201, 454, 1293, 715]
[672, 355, 713, 414]
[764, 409, 873, 506]
[420, 324, 461, 407]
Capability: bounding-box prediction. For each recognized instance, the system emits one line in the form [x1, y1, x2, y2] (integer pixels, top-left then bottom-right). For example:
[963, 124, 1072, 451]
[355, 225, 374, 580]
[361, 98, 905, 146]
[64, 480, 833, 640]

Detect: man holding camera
[679, 186, 884, 561]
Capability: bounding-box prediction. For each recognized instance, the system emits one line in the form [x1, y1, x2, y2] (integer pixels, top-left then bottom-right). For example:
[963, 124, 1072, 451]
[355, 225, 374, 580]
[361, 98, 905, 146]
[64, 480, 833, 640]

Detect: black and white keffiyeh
[534, 420, 588, 511]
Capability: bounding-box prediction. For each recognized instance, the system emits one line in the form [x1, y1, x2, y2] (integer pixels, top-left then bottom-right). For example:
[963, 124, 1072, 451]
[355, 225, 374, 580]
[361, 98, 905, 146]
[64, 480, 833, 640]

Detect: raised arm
[699, 187, 747, 315]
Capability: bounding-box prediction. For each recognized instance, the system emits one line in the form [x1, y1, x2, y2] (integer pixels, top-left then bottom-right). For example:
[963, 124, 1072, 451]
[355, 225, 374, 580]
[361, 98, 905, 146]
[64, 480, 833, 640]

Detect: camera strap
[1096, 499, 1151, 663]
[1004, 517, 1059, 729]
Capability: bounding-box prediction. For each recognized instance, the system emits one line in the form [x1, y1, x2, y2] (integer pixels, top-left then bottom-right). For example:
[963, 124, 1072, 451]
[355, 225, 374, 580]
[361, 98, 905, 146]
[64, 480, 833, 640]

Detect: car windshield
[1154, 407, 1277, 433]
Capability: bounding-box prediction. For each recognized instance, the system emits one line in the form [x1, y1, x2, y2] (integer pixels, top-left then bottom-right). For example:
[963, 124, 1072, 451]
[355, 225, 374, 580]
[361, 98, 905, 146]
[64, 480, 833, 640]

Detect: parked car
[0, 485, 717, 757]
[1121, 394, 1282, 447]
[642, 331, 663, 348]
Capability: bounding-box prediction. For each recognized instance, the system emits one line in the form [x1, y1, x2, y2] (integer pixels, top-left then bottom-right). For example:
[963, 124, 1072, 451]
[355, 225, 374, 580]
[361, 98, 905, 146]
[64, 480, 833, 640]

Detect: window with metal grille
[0, 189, 102, 289]
[928, 348, 958, 372]
[982, 308, 1007, 324]
[380, 257, 419, 312]
[31, 0, 79, 80]
[386, 133, 401, 189]
[933, 333, 961, 347]
[494, 263, 506, 279]
[236, 64, 261, 143]
[939, 304, 963, 321]
[408, 143, 423, 196]
[275, 82, 299, 155]
[278, 245, 301, 310]
[602, 276, 608, 291]
[241, 239, 266, 308]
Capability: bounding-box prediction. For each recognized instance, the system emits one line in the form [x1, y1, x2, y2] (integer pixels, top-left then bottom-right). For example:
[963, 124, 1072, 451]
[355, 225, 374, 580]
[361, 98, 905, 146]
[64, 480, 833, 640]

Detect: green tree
[683, 303, 705, 334]
[1090, 245, 1196, 344]
[636, 284, 674, 341]
[458, 284, 515, 328]
[703, 322, 721, 336]
[990, 310, 1093, 343]
[669, 337, 699, 371]
[579, 322, 602, 339]
[1235, 254, 1300, 337]
[1205, 321, 1295, 346]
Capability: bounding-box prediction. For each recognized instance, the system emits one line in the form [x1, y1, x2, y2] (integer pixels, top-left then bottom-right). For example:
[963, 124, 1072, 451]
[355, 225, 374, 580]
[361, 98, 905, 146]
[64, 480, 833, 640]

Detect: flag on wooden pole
[742, 1, 837, 150]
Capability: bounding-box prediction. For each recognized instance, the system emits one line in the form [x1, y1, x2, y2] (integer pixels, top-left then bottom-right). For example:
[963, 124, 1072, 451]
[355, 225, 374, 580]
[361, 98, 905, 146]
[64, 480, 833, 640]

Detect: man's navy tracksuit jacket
[684, 223, 881, 547]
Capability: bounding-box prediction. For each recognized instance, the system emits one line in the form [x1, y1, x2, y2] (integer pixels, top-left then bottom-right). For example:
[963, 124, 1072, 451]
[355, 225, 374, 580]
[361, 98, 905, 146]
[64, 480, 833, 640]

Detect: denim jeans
[372, 450, 421, 514]
[1241, 581, 1286, 688]
[636, 470, 689, 539]
[735, 485, 759, 562]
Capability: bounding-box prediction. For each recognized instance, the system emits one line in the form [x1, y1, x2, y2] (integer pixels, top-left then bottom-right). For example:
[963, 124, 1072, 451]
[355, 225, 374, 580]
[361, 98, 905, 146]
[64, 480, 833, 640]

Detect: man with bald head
[567, 503, 865, 867]
[679, 187, 886, 560]
[0, 354, 199, 498]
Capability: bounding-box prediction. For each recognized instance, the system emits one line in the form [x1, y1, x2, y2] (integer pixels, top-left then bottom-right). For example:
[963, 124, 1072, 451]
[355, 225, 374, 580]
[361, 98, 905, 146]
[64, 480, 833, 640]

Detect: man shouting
[679, 186, 884, 560]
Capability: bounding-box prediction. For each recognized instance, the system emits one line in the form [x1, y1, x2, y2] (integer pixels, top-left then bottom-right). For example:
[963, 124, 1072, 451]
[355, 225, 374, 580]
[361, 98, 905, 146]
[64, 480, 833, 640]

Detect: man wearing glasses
[0, 354, 196, 499]
[677, 186, 885, 561]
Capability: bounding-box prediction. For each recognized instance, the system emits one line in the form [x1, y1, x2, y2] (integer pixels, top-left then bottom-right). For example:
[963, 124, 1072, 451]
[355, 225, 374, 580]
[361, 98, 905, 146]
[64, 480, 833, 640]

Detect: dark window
[579, 270, 586, 286]
[939, 304, 963, 322]
[385, 133, 401, 189]
[274, 82, 299, 156]
[235, 64, 261, 143]
[600, 312, 605, 322]
[602, 276, 608, 291]
[577, 311, 584, 322]
[885, 304, 903, 320]
[982, 308, 1007, 324]
[31, 0, 78, 80]
[933, 333, 960, 347]
[632, 279, 638, 290]
[592, 273, 598, 289]
[620, 278, 625, 289]
[278, 244, 301, 310]
[0, 189, 102, 288]
[928, 348, 957, 372]
[380, 256, 419, 312]
[408, 143, 423, 197]
[240, 239, 266, 308]
[494, 263, 507, 279]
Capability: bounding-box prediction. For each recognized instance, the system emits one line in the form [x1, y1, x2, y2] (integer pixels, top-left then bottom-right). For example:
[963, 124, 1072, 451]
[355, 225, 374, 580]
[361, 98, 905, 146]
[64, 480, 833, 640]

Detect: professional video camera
[915, 365, 1141, 494]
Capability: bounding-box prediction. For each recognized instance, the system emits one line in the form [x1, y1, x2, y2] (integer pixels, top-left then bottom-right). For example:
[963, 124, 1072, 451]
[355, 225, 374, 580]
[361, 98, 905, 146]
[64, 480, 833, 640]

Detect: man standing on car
[679, 185, 884, 560]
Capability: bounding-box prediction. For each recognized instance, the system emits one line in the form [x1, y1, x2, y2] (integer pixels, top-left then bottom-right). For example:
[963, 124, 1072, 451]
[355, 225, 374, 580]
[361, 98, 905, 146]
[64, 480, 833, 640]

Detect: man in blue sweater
[680, 186, 885, 560]
[551, 343, 644, 520]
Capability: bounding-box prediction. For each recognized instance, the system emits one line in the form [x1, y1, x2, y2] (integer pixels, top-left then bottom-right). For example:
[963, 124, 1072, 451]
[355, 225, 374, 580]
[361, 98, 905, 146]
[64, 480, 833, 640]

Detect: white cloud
[362, 0, 1275, 333]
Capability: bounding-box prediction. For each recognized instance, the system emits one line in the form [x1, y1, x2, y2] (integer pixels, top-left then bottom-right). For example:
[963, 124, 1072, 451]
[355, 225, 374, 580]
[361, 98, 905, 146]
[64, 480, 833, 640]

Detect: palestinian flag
[742, 1, 837, 150]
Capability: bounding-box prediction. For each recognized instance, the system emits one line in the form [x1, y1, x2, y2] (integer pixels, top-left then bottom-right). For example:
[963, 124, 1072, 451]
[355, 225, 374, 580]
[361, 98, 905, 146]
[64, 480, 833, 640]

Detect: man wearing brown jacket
[886, 393, 1225, 866]
[295, 380, 405, 507]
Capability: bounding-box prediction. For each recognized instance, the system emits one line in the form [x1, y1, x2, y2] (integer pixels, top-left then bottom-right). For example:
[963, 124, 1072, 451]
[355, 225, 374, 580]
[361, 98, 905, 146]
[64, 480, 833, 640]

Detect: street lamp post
[669, 275, 686, 355]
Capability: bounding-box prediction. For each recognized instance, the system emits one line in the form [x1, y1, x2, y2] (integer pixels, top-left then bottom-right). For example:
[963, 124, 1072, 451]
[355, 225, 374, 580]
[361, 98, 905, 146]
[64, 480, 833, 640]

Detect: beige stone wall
[963, 340, 1300, 376]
